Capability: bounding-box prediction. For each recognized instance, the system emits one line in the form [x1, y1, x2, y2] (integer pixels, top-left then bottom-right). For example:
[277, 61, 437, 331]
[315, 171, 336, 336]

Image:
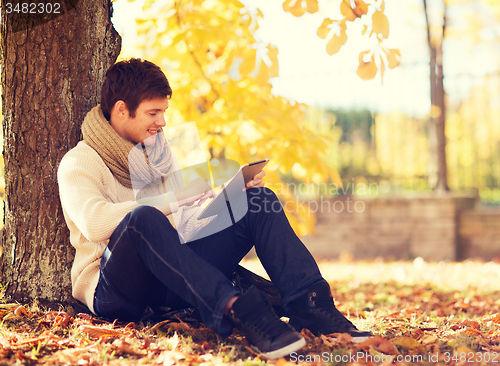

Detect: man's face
[111, 98, 169, 146]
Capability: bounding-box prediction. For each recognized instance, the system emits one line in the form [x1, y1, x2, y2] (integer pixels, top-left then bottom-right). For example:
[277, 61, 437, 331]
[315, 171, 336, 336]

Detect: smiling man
[57, 58, 372, 360]
[109, 98, 169, 145]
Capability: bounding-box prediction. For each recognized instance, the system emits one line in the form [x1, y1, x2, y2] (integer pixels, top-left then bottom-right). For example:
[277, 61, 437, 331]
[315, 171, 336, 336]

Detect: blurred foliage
[308, 74, 500, 204]
[130, 0, 344, 235]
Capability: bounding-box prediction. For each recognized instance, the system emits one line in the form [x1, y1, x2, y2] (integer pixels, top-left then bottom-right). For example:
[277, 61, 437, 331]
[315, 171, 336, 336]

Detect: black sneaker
[287, 281, 373, 342]
[228, 286, 306, 359]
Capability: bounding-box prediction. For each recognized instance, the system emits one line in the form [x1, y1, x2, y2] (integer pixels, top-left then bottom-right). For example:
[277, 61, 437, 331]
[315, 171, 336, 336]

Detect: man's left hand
[245, 169, 266, 190]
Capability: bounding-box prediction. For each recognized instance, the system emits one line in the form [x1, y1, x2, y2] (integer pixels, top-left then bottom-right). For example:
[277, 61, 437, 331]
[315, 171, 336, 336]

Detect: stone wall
[458, 209, 500, 260]
[301, 193, 487, 261]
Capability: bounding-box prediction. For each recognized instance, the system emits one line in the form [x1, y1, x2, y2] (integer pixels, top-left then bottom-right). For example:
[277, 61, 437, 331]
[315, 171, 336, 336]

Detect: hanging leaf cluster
[283, 0, 401, 82]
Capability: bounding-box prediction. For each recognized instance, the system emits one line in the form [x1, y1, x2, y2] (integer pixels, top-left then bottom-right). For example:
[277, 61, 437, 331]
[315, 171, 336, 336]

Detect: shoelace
[313, 297, 356, 330]
[243, 303, 291, 341]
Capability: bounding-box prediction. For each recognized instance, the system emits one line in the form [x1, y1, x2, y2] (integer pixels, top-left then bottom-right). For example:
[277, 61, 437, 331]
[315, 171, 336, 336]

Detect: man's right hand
[174, 178, 215, 207]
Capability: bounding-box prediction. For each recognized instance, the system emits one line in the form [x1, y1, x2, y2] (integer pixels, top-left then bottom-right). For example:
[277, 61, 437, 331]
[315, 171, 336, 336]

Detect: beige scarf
[81, 105, 184, 193]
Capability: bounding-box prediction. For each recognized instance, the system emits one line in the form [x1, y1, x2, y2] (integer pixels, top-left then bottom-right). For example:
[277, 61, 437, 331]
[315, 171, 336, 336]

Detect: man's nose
[157, 114, 166, 127]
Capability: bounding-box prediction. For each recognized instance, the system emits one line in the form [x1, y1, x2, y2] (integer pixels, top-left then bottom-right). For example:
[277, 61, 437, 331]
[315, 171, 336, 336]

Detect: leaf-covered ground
[1, 258, 500, 365]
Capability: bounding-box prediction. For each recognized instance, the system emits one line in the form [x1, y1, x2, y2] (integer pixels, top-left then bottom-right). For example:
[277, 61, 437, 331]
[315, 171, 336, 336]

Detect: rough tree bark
[423, 0, 449, 192]
[0, 0, 121, 303]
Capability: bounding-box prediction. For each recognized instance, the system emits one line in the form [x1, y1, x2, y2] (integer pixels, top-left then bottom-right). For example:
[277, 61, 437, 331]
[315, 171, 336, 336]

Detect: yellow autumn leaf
[325, 21, 347, 55]
[317, 18, 334, 39]
[306, 0, 319, 13]
[371, 11, 389, 38]
[384, 48, 401, 69]
[267, 45, 279, 78]
[356, 50, 378, 80]
[282, 0, 306, 17]
[239, 49, 256, 77]
[352, 0, 369, 17]
[340, 0, 357, 21]
[256, 60, 270, 86]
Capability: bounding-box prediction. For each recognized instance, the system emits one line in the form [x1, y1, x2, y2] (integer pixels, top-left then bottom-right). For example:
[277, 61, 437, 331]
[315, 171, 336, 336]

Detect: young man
[58, 58, 372, 359]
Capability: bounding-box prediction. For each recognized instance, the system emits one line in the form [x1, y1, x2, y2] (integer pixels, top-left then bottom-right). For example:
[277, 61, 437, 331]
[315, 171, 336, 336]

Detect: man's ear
[113, 100, 129, 118]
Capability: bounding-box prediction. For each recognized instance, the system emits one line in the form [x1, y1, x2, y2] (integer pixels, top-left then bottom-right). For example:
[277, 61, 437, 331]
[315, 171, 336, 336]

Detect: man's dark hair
[100, 58, 173, 121]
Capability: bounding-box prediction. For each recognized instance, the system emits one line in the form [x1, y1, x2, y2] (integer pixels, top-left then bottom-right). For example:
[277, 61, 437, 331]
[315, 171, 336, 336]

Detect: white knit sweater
[57, 141, 211, 314]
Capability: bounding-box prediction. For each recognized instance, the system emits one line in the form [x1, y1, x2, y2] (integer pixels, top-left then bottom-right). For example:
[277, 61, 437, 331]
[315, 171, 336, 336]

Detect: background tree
[415, 0, 499, 192]
[423, 0, 448, 191]
[0, 0, 121, 303]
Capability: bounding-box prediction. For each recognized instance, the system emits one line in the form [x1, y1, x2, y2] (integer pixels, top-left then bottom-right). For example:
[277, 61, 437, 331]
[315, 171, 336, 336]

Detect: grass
[1, 258, 500, 365]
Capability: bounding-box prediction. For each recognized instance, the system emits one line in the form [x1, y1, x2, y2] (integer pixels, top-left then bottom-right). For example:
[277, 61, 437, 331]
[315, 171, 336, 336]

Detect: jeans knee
[128, 205, 161, 219]
[247, 187, 283, 214]
[123, 205, 168, 230]
[247, 186, 277, 199]
[131, 205, 161, 216]
[112, 205, 178, 253]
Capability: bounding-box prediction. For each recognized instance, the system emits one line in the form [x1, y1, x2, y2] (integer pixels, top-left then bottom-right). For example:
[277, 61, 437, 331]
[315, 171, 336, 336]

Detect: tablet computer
[197, 159, 269, 220]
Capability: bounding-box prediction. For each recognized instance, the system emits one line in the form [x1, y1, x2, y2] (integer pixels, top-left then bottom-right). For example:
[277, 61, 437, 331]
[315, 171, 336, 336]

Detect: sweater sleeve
[58, 144, 177, 243]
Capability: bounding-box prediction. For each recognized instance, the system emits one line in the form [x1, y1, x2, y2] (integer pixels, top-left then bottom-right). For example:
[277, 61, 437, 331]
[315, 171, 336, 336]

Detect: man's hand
[245, 169, 266, 190]
[175, 178, 215, 207]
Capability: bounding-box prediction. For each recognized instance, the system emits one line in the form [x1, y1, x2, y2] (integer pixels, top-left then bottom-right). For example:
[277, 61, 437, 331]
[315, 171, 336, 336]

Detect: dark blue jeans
[94, 187, 325, 337]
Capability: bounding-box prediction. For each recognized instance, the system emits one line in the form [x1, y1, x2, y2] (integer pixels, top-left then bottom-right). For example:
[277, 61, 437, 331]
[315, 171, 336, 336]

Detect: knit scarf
[81, 105, 183, 193]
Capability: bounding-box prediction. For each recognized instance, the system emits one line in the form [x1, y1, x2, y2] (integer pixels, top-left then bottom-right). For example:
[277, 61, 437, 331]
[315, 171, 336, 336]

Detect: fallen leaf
[166, 332, 180, 351]
[157, 350, 187, 366]
[320, 334, 337, 347]
[13, 306, 28, 317]
[420, 335, 438, 345]
[79, 325, 128, 338]
[0, 335, 11, 349]
[393, 336, 420, 350]
[465, 327, 482, 336]
[376, 339, 399, 355]
[113, 339, 147, 356]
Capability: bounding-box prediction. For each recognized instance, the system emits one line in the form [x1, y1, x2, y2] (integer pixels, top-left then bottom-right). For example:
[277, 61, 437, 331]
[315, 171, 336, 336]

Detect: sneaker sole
[290, 319, 373, 343]
[257, 337, 307, 359]
[339, 335, 372, 343]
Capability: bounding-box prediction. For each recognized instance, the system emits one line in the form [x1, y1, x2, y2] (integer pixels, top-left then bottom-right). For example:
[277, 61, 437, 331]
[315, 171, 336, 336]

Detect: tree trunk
[423, 0, 448, 192]
[0, 0, 121, 303]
